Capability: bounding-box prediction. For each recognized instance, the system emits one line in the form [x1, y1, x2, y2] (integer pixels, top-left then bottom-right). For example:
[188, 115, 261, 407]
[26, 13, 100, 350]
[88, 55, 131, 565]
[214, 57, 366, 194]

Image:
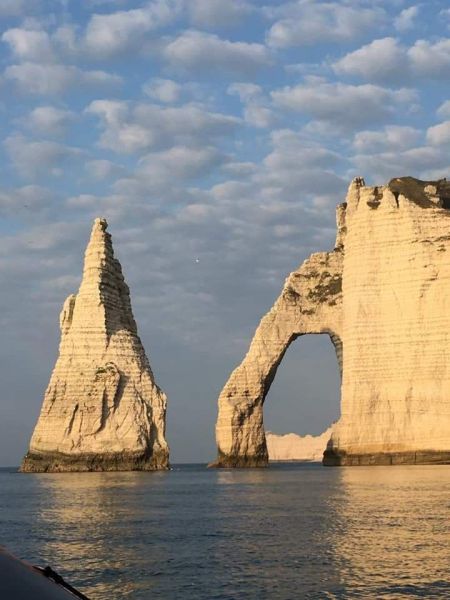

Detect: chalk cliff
[212, 177, 450, 467]
[266, 427, 333, 462]
[21, 218, 169, 472]
[211, 244, 343, 467]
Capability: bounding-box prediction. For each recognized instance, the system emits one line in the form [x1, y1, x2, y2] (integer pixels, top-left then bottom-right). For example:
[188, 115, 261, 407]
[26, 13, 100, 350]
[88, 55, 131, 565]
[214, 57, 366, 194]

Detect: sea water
[0, 463, 449, 599]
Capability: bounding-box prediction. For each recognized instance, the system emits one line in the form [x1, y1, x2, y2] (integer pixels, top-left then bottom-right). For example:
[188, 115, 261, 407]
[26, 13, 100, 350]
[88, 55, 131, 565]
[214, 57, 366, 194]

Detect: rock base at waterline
[323, 449, 450, 466]
[20, 450, 170, 473]
[208, 451, 268, 468]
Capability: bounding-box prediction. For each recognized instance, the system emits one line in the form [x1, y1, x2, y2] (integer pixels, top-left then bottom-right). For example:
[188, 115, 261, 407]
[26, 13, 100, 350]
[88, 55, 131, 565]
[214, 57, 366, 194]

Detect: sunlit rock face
[212, 177, 450, 467]
[211, 220, 344, 468]
[266, 427, 333, 462]
[328, 177, 450, 466]
[21, 218, 169, 472]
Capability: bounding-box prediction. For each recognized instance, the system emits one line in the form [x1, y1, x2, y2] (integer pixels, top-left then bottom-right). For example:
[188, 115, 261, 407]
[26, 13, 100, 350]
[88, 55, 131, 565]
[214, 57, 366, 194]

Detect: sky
[0, 0, 449, 465]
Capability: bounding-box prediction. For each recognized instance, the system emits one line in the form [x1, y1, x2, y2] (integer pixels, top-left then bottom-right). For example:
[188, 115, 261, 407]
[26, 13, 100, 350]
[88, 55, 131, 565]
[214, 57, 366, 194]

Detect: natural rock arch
[211, 233, 344, 467]
[212, 176, 450, 468]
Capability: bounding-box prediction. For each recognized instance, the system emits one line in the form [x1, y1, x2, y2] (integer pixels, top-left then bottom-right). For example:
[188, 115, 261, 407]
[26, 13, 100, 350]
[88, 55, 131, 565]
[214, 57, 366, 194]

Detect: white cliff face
[328, 177, 450, 464]
[212, 177, 450, 467]
[21, 218, 169, 472]
[266, 427, 333, 462]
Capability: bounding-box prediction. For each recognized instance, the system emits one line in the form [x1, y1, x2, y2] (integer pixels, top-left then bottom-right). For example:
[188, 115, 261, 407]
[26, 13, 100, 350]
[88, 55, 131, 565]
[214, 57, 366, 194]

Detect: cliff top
[387, 177, 450, 208]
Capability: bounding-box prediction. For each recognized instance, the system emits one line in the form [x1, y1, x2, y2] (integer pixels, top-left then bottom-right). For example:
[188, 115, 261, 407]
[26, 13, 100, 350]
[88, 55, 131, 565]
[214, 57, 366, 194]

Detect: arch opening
[264, 333, 341, 461]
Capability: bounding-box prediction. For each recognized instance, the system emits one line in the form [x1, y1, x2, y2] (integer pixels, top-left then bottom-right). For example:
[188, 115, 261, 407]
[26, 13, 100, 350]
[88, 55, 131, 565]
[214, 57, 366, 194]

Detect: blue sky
[0, 0, 449, 465]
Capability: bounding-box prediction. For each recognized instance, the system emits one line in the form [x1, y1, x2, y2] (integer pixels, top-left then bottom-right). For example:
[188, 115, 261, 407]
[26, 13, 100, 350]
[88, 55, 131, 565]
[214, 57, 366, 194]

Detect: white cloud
[334, 37, 450, 83]
[83, 0, 182, 58]
[2, 28, 55, 62]
[240, 104, 274, 129]
[0, 185, 54, 218]
[266, 1, 385, 47]
[333, 37, 408, 83]
[353, 126, 421, 152]
[426, 121, 450, 146]
[5, 63, 122, 95]
[85, 159, 127, 180]
[25, 106, 75, 136]
[437, 100, 450, 119]
[164, 30, 272, 76]
[222, 161, 257, 178]
[143, 78, 182, 103]
[228, 83, 275, 128]
[87, 0, 131, 6]
[187, 0, 253, 28]
[352, 146, 450, 182]
[441, 8, 450, 27]
[228, 82, 262, 102]
[52, 25, 79, 57]
[394, 6, 419, 32]
[271, 79, 416, 130]
[263, 129, 344, 172]
[4, 134, 83, 179]
[408, 39, 450, 78]
[116, 145, 226, 191]
[86, 99, 240, 153]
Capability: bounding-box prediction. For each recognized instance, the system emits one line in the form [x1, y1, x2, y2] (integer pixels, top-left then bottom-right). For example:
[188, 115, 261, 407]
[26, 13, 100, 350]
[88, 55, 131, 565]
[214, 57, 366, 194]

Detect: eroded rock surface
[212, 177, 450, 467]
[266, 427, 333, 462]
[21, 218, 169, 472]
[211, 239, 343, 467]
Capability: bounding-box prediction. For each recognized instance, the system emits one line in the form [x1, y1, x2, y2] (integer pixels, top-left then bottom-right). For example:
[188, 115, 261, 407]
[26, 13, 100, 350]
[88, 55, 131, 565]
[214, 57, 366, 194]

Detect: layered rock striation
[21, 218, 169, 472]
[266, 427, 333, 462]
[212, 177, 450, 467]
[211, 234, 344, 467]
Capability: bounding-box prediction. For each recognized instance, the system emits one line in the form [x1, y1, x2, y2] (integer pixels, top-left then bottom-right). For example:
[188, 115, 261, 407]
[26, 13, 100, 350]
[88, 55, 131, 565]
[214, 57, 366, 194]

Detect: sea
[1, 463, 449, 599]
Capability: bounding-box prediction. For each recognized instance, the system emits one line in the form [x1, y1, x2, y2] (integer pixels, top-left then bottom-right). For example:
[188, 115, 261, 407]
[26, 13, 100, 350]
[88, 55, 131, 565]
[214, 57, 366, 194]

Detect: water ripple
[0, 464, 449, 599]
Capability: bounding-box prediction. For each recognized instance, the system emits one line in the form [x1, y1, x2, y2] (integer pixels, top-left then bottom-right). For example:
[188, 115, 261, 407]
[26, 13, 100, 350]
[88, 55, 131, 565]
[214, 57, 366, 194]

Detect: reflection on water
[331, 467, 450, 599]
[34, 472, 157, 597]
[0, 464, 449, 599]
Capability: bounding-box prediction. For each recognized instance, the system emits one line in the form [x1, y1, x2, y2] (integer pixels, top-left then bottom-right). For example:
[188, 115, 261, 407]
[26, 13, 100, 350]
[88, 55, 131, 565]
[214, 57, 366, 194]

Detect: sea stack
[212, 176, 450, 467]
[21, 218, 169, 472]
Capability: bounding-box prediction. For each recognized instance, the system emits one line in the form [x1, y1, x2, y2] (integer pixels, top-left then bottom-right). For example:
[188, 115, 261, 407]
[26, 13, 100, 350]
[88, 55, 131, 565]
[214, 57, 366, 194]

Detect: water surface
[1, 463, 449, 599]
